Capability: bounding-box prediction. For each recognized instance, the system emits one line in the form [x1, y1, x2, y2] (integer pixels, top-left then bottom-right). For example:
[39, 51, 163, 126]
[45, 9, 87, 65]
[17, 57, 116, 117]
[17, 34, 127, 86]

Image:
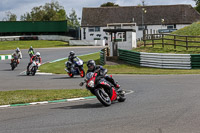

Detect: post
[152, 34, 154, 47]
[144, 34, 146, 47]
[186, 36, 188, 50]
[174, 35, 176, 49]
[162, 34, 164, 48]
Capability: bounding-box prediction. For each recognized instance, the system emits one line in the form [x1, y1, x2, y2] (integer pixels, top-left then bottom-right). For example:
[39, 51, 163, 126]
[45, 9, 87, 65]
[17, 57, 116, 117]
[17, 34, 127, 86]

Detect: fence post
[162, 34, 164, 48]
[152, 34, 154, 47]
[186, 36, 188, 50]
[174, 35, 176, 49]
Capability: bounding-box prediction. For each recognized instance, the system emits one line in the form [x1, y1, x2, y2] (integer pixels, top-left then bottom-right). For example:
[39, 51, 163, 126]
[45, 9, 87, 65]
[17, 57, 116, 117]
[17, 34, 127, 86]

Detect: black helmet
[69, 51, 75, 56]
[87, 60, 96, 70]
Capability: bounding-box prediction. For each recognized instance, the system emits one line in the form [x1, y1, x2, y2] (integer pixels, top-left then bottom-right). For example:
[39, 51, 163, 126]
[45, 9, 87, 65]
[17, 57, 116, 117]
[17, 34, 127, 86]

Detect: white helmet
[16, 48, 20, 53]
[35, 52, 40, 57]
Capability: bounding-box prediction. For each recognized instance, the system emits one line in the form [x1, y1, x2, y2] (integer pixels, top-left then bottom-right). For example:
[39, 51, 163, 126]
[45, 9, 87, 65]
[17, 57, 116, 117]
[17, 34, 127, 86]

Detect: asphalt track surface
[0, 46, 103, 91]
[1, 47, 200, 132]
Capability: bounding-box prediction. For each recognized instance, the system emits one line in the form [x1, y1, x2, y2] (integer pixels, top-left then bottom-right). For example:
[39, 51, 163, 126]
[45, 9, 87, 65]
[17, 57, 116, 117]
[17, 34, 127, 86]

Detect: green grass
[40, 52, 200, 75]
[104, 64, 200, 74]
[39, 52, 100, 74]
[0, 89, 92, 105]
[0, 40, 69, 50]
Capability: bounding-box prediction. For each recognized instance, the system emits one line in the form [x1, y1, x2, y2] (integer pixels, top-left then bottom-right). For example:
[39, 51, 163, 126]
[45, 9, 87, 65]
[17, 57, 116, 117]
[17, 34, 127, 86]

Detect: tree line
[3, 1, 80, 28]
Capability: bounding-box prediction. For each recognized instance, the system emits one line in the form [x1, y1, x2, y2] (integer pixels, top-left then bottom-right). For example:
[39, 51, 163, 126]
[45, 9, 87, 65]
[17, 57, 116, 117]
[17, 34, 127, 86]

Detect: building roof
[81, 5, 200, 27]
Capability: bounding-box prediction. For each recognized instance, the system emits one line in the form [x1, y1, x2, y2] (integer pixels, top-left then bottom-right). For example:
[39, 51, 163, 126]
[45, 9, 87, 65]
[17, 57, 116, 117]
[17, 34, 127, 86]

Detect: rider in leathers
[11, 48, 22, 64]
[67, 51, 77, 72]
[86, 60, 120, 89]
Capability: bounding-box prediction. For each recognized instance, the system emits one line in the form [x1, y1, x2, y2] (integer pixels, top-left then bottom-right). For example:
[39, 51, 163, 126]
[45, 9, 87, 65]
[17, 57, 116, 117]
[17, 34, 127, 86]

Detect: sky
[0, 0, 196, 21]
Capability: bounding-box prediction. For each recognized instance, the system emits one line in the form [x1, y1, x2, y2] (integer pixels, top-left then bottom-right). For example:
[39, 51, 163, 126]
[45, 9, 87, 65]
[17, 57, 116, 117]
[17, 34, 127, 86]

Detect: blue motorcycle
[65, 57, 85, 78]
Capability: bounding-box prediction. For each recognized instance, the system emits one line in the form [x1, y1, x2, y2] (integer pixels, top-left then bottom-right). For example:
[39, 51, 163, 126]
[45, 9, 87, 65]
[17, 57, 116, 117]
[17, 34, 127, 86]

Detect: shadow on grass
[51, 103, 103, 110]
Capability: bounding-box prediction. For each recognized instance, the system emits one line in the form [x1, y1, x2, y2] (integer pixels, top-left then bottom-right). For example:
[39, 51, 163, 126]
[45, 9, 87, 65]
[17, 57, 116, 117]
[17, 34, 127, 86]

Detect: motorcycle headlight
[88, 80, 94, 88]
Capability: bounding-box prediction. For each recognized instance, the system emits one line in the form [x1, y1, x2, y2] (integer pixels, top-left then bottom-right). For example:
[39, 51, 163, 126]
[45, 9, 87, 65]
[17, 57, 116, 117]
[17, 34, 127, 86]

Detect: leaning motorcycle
[80, 70, 126, 107]
[65, 57, 85, 78]
[10, 56, 18, 70]
[27, 61, 40, 76]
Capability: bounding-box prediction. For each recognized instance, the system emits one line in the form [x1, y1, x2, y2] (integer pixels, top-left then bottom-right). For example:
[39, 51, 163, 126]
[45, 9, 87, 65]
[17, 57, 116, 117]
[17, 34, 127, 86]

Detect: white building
[81, 4, 200, 41]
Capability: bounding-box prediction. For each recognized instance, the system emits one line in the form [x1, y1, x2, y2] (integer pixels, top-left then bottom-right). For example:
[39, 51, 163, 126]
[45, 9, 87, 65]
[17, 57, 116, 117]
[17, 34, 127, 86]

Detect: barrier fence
[144, 34, 200, 50]
[118, 49, 200, 69]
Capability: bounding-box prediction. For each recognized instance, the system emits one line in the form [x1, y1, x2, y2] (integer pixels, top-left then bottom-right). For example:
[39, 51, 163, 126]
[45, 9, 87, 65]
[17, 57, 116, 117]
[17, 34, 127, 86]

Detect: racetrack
[1, 47, 200, 132]
[0, 46, 103, 91]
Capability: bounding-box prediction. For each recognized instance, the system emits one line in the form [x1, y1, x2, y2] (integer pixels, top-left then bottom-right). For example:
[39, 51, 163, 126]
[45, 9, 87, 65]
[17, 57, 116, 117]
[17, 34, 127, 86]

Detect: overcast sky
[0, 0, 196, 21]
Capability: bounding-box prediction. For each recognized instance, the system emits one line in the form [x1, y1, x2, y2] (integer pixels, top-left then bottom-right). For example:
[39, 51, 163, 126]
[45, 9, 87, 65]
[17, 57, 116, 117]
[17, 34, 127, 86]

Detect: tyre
[95, 88, 111, 107]
[26, 71, 30, 75]
[11, 65, 15, 70]
[11, 63, 16, 70]
[68, 73, 74, 78]
[118, 92, 126, 102]
[80, 69, 85, 78]
[31, 67, 36, 76]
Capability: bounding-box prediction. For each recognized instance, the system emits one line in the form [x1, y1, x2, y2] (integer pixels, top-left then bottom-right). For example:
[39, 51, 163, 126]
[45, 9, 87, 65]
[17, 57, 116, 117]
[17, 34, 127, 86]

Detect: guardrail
[100, 48, 106, 65]
[0, 55, 12, 60]
[118, 49, 200, 69]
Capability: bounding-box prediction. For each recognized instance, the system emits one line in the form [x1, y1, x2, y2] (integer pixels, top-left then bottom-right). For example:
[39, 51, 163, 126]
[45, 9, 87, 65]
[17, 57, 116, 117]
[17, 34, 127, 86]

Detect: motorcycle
[80, 69, 126, 107]
[10, 56, 18, 70]
[65, 57, 85, 78]
[27, 61, 40, 76]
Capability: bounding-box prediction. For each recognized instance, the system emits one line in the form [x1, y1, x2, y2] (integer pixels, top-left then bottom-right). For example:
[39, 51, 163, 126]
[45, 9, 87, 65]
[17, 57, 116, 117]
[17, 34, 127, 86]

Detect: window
[95, 27, 100, 32]
[88, 27, 94, 32]
[88, 27, 100, 32]
[138, 26, 145, 31]
[167, 25, 174, 29]
[83, 28, 86, 39]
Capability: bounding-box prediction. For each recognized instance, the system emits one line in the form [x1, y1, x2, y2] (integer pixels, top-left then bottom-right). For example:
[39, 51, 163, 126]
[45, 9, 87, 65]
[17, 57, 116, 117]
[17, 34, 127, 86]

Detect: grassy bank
[0, 89, 91, 105]
[0, 40, 69, 50]
[135, 22, 200, 54]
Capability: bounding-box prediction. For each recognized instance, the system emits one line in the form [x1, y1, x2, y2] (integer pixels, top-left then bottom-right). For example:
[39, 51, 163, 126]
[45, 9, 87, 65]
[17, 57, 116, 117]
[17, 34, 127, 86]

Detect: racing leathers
[86, 65, 120, 89]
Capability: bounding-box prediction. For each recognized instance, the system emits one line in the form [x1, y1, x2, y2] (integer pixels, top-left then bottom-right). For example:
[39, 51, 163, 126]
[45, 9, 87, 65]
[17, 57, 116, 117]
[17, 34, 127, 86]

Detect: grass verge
[39, 52, 200, 75]
[0, 89, 91, 105]
[39, 52, 100, 74]
[0, 40, 69, 50]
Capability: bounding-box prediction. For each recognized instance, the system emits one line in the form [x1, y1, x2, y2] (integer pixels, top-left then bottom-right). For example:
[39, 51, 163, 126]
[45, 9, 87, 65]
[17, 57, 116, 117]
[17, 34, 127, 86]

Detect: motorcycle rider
[67, 51, 77, 72]
[28, 46, 35, 57]
[86, 60, 120, 89]
[11, 48, 22, 64]
[27, 52, 42, 72]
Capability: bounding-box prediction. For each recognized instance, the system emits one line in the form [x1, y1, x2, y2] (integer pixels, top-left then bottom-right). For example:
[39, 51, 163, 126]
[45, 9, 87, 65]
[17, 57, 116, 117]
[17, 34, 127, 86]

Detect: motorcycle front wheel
[31, 67, 37, 76]
[95, 88, 111, 107]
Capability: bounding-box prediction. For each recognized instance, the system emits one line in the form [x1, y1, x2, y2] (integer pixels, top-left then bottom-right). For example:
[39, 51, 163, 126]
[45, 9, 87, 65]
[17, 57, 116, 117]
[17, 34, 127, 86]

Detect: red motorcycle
[80, 70, 126, 106]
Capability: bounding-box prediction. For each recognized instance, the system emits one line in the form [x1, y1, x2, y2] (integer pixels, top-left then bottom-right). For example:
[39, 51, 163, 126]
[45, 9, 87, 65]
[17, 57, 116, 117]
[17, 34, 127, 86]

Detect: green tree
[3, 11, 17, 21]
[194, 0, 200, 13]
[194, 0, 200, 5]
[100, 2, 119, 7]
[20, 1, 67, 21]
[67, 9, 80, 28]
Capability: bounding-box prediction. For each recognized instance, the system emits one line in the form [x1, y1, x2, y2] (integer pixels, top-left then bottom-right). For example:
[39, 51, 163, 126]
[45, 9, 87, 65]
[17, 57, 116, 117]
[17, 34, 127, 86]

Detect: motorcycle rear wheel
[68, 73, 74, 78]
[95, 88, 111, 107]
[118, 92, 126, 102]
